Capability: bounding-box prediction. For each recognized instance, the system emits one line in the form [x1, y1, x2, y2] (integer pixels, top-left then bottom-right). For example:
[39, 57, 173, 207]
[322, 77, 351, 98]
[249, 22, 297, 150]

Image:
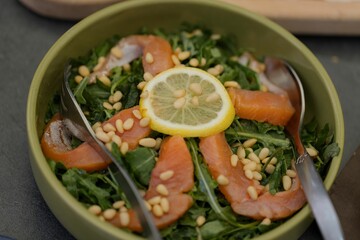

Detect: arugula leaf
[73, 76, 89, 104]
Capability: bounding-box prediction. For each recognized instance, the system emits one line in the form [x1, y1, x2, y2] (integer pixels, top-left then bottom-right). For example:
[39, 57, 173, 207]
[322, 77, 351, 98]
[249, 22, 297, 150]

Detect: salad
[41, 24, 340, 239]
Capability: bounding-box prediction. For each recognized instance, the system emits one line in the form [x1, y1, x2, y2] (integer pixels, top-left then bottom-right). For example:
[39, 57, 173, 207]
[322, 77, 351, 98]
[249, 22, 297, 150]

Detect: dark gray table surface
[1, 0, 359, 239]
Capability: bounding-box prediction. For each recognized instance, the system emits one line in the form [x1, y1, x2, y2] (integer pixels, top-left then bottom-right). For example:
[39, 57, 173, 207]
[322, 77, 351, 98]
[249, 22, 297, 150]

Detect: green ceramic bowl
[26, 0, 344, 239]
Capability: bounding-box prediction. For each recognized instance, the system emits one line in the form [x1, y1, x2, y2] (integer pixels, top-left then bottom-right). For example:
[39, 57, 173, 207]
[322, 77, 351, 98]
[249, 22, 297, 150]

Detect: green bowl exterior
[26, 0, 344, 239]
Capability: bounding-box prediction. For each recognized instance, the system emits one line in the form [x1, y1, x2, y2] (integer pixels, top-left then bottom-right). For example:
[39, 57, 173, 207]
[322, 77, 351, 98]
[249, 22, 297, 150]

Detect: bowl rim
[26, 0, 344, 239]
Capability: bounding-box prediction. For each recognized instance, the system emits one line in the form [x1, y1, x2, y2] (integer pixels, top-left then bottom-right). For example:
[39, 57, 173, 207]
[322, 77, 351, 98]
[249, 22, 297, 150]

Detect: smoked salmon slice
[199, 132, 306, 220]
[227, 87, 295, 126]
[109, 135, 194, 231]
[102, 106, 151, 150]
[41, 114, 111, 171]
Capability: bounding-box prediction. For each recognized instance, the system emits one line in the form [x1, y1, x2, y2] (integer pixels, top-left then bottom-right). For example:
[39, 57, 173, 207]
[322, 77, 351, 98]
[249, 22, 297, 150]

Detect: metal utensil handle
[60, 69, 161, 239]
[296, 152, 344, 240]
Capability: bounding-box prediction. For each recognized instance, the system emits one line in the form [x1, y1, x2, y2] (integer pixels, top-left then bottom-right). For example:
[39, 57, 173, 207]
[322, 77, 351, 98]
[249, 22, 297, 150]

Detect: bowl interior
[27, 0, 344, 239]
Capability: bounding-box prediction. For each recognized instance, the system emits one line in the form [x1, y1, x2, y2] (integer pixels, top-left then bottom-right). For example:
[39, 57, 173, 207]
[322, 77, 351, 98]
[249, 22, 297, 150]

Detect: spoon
[265, 57, 344, 240]
[60, 64, 162, 240]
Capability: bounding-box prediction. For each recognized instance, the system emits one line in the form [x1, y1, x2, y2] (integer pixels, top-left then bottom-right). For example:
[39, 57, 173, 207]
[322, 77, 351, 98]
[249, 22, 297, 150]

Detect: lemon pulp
[139, 67, 235, 137]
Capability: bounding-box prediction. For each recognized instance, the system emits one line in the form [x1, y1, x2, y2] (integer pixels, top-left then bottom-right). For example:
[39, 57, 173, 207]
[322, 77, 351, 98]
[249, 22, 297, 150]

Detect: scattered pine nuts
[106, 131, 115, 139]
[88, 205, 102, 215]
[230, 154, 239, 167]
[144, 201, 152, 211]
[103, 208, 117, 220]
[115, 119, 124, 133]
[243, 138, 257, 148]
[178, 51, 191, 61]
[152, 204, 164, 217]
[147, 196, 161, 205]
[282, 175, 292, 191]
[173, 97, 186, 109]
[123, 118, 134, 130]
[189, 58, 199, 67]
[191, 96, 199, 106]
[248, 152, 260, 163]
[265, 164, 275, 174]
[224, 81, 240, 88]
[78, 65, 90, 77]
[243, 161, 257, 171]
[111, 135, 122, 146]
[103, 102, 113, 110]
[207, 67, 220, 76]
[140, 90, 149, 98]
[145, 52, 154, 64]
[173, 89, 186, 98]
[103, 123, 116, 132]
[93, 57, 106, 71]
[159, 170, 174, 181]
[96, 131, 110, 143]
[154, 138, 162, 150]
[113, 102, 122, 111]
[217, 174, 229, 185]
[253, 171, 263, 181]
[98, 75, 111, 87]
[137, 81, 147, 90]
[241, 158, 251, 165]
[259, 148, 270, 160]
[143, 72, 154, 82]
[244, 169, 253, 180]
[200, 58, 207, 67]
[196, 216, 206, 227]
[156, 184, 169, 196]
[132, 109, 142, 119]
[139, 138, 157, 148]
[261, 218, 271, 225]
[92, 122, 101, 131]
[269, 157, 277, 165]
[206, 92, 220, 102]
[210, 34, 221, 40]
[214, 64, 224, 74]
[306, 147, 318, 157]
[111, 46, 123, 59]
[189, 83, 202, 95]
[113, 91, 123, 102]
[139, 117, 150, 127]
[119, 212, 130, 226]
[120, 142, 129, 155]
[160, 198, 170, 213]
[286, 169, 297, 178]
[247, 186, 258, 200]
[75, 75, 83, 84]
[123, 63, 131, 72]
[237, 146, 246, 159]
[171, 54, 181, 65]
[112, 200, 125, 209]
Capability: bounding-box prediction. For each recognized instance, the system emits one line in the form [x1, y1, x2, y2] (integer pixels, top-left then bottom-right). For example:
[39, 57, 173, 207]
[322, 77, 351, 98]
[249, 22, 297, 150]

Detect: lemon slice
[139, 67, 235, 137]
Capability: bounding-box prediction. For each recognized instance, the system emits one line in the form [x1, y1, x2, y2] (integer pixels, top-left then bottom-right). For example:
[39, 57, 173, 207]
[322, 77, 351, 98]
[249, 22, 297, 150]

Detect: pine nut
[154, 138, 162, 150]
[145, 52, 154, 64]
[103, 102, 113, 110]
[196, 216, 206, 227]
[261, 218, 271, 225]
[160, 197, 170, 213]
[113, 102, 122, 111]
[132, 109, 142, 119]
[269, 157, 277, 165]
[243, 161, 257, 171]
[111, 46, 123, 59]
[139, 138, 157, 148]
[286, 169, 297, 178]
[95, 126, 104, 134]
[230, 154, 239, 167]
[139, 190, 146, 197]
[115, 119, 124, 133]
[152, 204, 163, 217]
[105, 141, 113, 151]
[123, 118, 134, 130]
[112, 200, 125, 209]
[200, 58, 206, 67]
[174, 47, 182, 54]
[248, 152, 260, 163]
[247, 186, 258, 200]
[243, 138, 257, 148]
[88, 205, 101, 215]
[189, 83, 202, 95]
[207, 67, 220, 76]
[111, 135, 122, 146]
[174, 97, 186, 109]
[107, 131, 115, 138]
[78, 65, 90, 77]
[75, 75, 83, 84]
[113, 91, 123, 102]
[144, 201, 152, 211]
[171, 54, 181, 65]
[241, 158, 251, 165]
[96, 131, 110, 143]
[253, 171, 263, 181]
[93, 57, 106, 71]
[92, 122, 101, 131]
[265, 164, 275, 174]
[189, 58, 199, 67]
[206, 92, 219, 102]
[191, 96, 199, 106]
[255, 163, 262, 172]
[306, 147, 318, 157]
[244, 169, 253, 180]
[103, 209, 117, 220]
[98, 75, 111, 87]
[120, 142, 129, 155]
[108, 95, 115, 104]
[123, 63, 131, 72]
[143, 72, 153, 82]
[237, 146, 246, 159]
[246, 147, 254, 153]
[139, 117, 150, 127]
[224, 81, 240, 88]
[283, 175, 292, 191]
[156, 184, 169, 196]
[211, 34, 221, 40]
[137, 81, 147, 90]
[192, 29, 203, 36]
[119, 206, 128, 212]
[119, 212, 130, 226]
[147, 196, 161, 205]
[173, 89, 186, 98]
[159, 170, 174, 181]
[178, 51, 191, 61]
[214, 64, 224, 74]
[261, 157, 270, 164]
[217, 174, 229, 185]
[259, 148, 270, 160]
[103, 123, 116, 132]
[140, 90, 149, 99]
